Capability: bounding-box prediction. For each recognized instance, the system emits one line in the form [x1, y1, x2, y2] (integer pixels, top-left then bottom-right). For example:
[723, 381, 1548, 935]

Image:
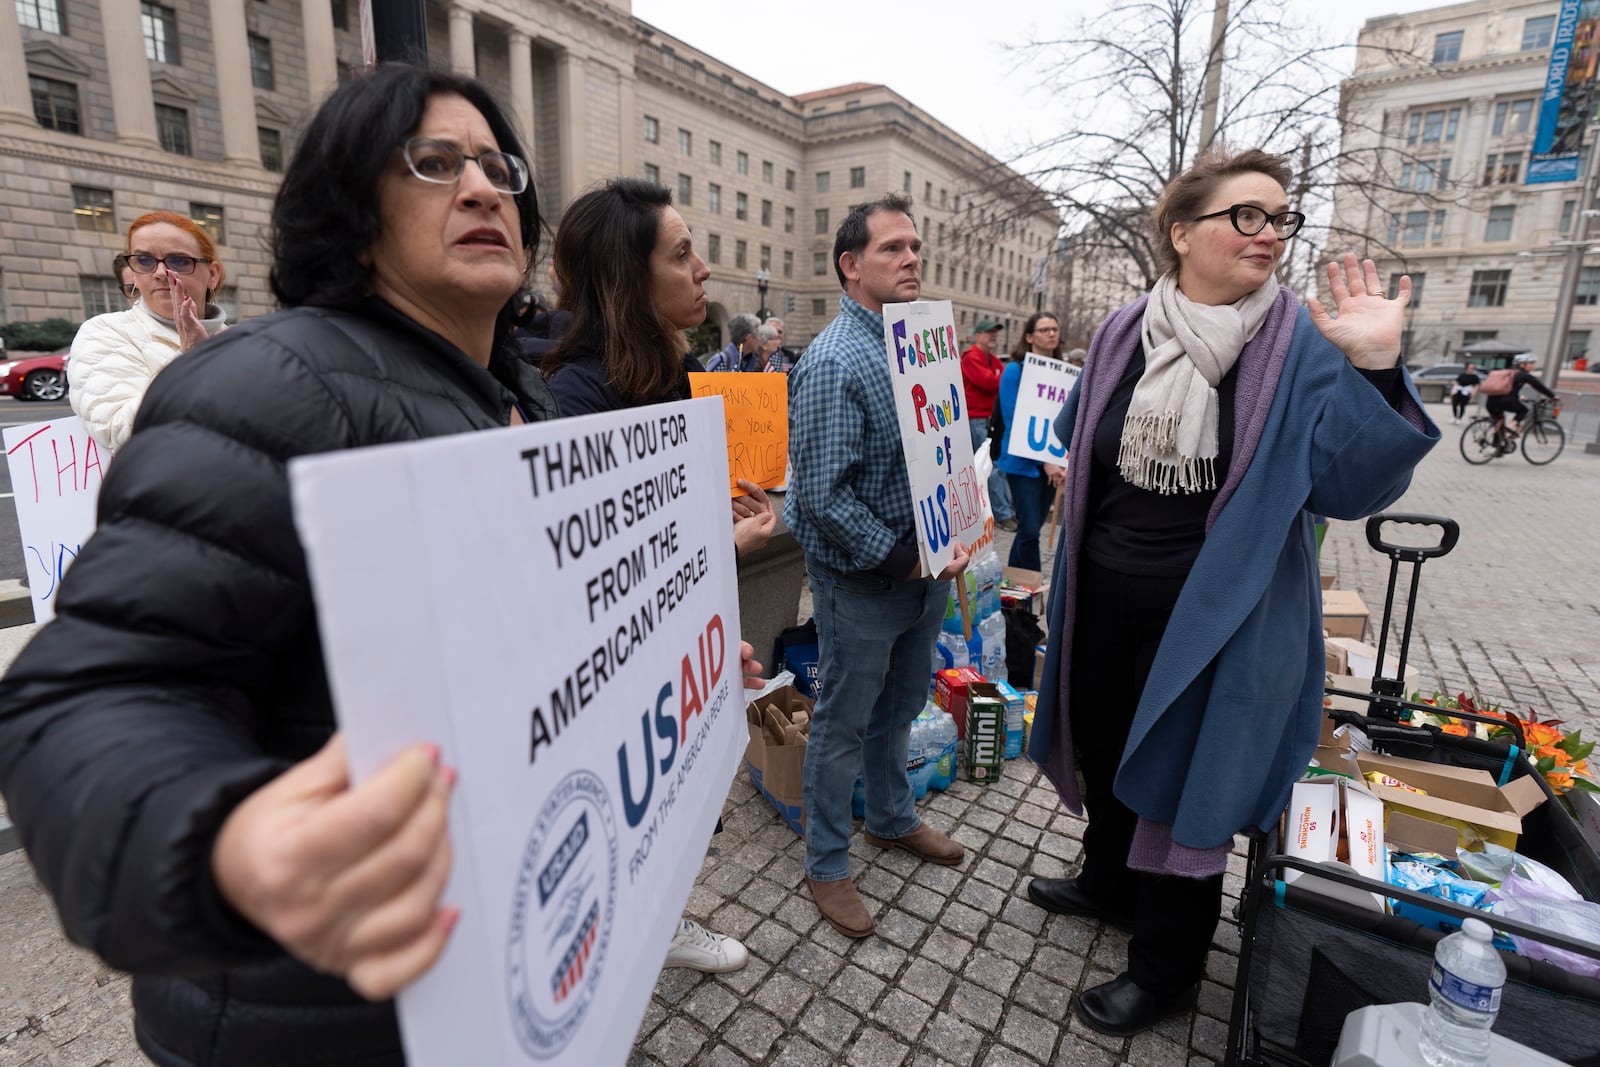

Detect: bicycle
[1459, 397, 1565, 465]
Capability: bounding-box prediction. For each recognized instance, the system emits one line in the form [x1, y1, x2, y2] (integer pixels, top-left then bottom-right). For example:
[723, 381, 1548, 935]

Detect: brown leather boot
[863, 822, 964, 865]
[807, 876, 873, 938]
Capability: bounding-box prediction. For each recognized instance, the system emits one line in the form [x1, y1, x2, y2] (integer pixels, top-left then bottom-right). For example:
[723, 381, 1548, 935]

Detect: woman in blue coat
[1022, 148, 1437, 1036]
[994, 311, 1070, 571]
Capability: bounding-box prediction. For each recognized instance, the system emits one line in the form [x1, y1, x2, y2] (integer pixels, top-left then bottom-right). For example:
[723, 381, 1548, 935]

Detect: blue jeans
[802, 561, 949, 881]
[1005, 471, 1056, 571]
[969, 418, 1014, 521]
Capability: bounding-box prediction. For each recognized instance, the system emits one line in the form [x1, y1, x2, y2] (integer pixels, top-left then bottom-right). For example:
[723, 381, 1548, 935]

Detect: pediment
[255, 100, 293, 125]
[149, 72, 198, 103]
[23, 40, 90, 77]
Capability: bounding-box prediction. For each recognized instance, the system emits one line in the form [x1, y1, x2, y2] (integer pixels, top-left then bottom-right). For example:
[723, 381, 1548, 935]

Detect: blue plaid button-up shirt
[783, 293, 914, 573]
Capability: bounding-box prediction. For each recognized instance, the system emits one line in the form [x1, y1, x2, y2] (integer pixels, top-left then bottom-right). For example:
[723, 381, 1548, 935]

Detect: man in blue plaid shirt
[784, 194, 971, 939]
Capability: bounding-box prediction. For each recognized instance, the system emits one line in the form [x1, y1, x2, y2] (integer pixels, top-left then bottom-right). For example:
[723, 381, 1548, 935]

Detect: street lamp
[755, 268, 771, 319]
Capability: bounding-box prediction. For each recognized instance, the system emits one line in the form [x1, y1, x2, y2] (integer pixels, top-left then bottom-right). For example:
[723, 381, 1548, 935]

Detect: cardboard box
[1327, 637, 1413, 683]
[1001, 566, 1048, 616]
[1033, 644, 1047, 692]
[934, 666, 987, 738]
[1354, 751, 1546, 850]
[993, 680, 1025, 758]
[744, 683, 813, 835]
[1281, 776, 1387, 911]
[1320, 572, 1337, 591]
[1324, 638, 1348, 676]
[964, 682, 1005, 783]
[1322, 589, 1370, 640]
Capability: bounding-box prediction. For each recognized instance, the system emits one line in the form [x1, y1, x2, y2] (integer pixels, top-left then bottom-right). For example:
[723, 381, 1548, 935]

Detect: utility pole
[1198, 0, 1229, 152]
[1541, 125, 1600, 392]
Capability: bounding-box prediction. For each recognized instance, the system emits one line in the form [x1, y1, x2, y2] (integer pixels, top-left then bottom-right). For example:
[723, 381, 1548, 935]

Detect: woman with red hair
[69, 210, 229, 453]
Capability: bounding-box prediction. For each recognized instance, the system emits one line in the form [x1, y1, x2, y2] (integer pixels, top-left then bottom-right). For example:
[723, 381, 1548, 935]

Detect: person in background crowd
[995, 311, 1068, 571]
[1066, 347, 1087, 368]
[1485, 353, 1556, 438]
[706, 311, 763, 371]
[69, 211, 229, 453]
[1024, 147, 1436, 1038]
[1448, 361, 1480, 423]
[113, 252, 139, 306]
[755, 323, 782, 372]
[509, 285, 570, 363]
[960, 318, 1017, 530]
[786, 193, 970, 940]
[764, 316, 798, 371]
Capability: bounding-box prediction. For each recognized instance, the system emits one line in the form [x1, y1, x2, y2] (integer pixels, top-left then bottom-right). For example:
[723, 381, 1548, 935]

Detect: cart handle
[1323, 690, 1529, 752]
[1365, 513, 1459, 561]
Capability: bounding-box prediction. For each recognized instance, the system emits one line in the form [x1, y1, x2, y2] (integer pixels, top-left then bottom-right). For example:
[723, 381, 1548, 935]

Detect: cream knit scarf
[1118, 272, 1278, 494]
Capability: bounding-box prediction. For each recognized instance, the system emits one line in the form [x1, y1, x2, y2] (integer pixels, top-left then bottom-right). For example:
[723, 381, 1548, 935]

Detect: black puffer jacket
[0, 298, 558, 1066]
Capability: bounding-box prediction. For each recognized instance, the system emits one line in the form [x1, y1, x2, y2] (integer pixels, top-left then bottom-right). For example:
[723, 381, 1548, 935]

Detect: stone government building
[2, 0, 1060, 348]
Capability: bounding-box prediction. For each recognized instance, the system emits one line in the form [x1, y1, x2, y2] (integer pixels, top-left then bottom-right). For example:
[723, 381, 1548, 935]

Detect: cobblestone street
[2, 399, 1597, 1066]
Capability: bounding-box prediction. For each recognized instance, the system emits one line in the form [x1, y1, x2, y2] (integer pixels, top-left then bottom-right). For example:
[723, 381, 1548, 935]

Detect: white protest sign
[3, 416, 105, 622]
[882, 301, 987, 576]
[289, 398, 744, 1067]
[1004, 354, 1078, 464]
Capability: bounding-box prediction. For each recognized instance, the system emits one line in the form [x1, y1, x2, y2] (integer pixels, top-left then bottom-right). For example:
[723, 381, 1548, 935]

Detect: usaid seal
[507, 769, 618, 1059]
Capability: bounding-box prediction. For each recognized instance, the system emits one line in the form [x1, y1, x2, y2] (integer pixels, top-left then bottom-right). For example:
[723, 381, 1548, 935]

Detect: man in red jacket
[960, 319, 1016, 529]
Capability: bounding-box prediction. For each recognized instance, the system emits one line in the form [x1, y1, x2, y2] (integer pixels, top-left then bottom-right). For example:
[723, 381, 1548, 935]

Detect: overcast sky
[632, 0, 1450, 164]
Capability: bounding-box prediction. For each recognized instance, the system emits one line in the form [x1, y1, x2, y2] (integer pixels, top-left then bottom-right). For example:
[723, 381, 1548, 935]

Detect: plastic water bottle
[928, 710, 958, 791]
[980, 612, 1007, 681]
[937, 630, 969, 670]
[907, 712, 933, 798]
[1418, 917, 1505, 1067]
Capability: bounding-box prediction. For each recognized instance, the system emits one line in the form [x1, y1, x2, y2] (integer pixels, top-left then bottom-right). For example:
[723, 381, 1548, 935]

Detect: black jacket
[0, 298, 557, 1066]
[544, 334, 699, 416]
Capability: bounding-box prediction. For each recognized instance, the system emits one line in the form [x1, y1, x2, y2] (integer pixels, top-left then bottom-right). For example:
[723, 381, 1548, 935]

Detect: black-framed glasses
[127, 253, 210, 275]
[1191, 204, 1305, 240]
[402, 138, 529, 195]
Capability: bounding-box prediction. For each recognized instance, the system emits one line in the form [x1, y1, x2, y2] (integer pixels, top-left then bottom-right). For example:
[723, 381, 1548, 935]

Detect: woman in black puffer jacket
[0, 66, 557, 1066]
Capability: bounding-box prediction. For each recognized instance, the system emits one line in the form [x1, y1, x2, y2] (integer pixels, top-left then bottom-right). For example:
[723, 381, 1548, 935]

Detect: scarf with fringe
[1118, 272, 1278, 493]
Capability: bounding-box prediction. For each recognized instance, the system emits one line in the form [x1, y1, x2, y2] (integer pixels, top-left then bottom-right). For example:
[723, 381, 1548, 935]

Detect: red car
[0, 352, 68, 401]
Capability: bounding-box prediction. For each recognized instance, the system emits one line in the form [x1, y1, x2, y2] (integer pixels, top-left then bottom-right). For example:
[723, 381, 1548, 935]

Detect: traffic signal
[785, 293, 795, 313]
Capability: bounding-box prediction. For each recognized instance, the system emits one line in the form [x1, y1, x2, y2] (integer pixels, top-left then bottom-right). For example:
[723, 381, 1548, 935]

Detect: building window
[1391, 209, 1432, 244]
[735, 239, 747, 269]
[1566, 329, 1590, 361]
[1492, 98, 1536, 136]
[156, 103, 191, 155]
[643, 162, 659, 185]
[1432, 30, 1462, 63]
[1576, 267, 1600, 306]
[783, 249, 793, 278]
[80, 276, 122, 318]
[785, 168, 795, 191]
[1483, 151, 1523, 185]
[935, 262, 943, 285]
[1401, 157, 1451, 192]
[1407, 107, 1461, 146]
[1561, 199, 1576, 233]
[190, 203, 225, 245]
[1523, 15, 1555, 50]
[330, 0, 348, 30]
[762, 160, 773, 184]
[1462, 330, 1498, 346]
[708, 183, 721, 214]
[17, 0, 65, 32]
[142, 3, 180, 64]
[1388, 271, 1424, 307]
[707, 233, 721, 265]
[940, 188, 948, 208]
[812, 298, 826, 316]
[677, 174, 691, 207]
[760, 199, 772, 227]
[903, 170, 912, 193]
[1467, 269, 1509, 307]
[72, 186, 115, 232]
[815, 171, 833, 193]
[760, 244, 771, 271]
[962, 269, 969, 290]
[29, 75, 80, 133]
[784, 206, 794, 233]
[643, 115, 659, 143]
[677, 128, 691, 156]
[1484, 204, 1515, 241]
[336, 60, 353, 86]
[259, 126, 282, 171]
[1432, 209, 1446, 242]
[813, 251, 826, 276]
[849, 166, 866, 189]
[248, 33, 275, 90]
[735, 192, 747, 221]
[815, 208, 829, 234]
[736, 151, 748, 175]
[924, 181, 932, 203]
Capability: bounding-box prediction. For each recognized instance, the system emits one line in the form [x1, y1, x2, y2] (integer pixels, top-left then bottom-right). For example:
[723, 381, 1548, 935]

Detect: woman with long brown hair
[994, 310, 1069, 570]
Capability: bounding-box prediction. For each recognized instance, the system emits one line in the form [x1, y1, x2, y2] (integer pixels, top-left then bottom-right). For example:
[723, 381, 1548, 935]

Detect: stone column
[0, 3, 33, 126]
[614, 64, 635, 180]
[300, 0, 337, 107]
[448, 3, 476, 78]
[99, 0, 159, 147]
[508, 29, 534, 162]
[209, 0, 260, 163]
[556, 48, 584, 210]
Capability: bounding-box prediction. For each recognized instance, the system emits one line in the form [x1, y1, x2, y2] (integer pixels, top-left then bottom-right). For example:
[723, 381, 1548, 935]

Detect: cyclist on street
[1486, 354, 1556, 444]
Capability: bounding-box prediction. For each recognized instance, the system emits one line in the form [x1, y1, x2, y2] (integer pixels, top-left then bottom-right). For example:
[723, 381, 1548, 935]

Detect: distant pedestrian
[960, 318, 1016, 529]
[764, 316, 798, 371]
[995, 311, 1068, 571]
[1449, 362, 1480, 423]
[706, 311, 762, 370]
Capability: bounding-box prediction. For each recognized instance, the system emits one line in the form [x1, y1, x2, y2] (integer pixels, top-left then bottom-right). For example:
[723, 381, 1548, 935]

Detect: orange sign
[688, 373, 788, 495]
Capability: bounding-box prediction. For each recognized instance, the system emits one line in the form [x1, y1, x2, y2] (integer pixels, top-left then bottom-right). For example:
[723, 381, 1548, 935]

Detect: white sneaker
[663, 918, 748, 973]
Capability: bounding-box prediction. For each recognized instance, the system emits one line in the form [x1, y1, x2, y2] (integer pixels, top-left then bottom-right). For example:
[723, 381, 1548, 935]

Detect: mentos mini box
[993, 681, 1025, 758]
[964, 683, 1005, 784]
[934, 666, 986, 738]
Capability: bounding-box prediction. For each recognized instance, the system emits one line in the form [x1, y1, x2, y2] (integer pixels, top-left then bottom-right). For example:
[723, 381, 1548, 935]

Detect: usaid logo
[507, 769, 618, 1059]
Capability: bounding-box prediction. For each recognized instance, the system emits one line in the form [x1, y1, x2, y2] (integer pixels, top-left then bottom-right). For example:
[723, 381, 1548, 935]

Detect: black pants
[1069, 556, 1224, 996]
[1450, 391, 1471, 420]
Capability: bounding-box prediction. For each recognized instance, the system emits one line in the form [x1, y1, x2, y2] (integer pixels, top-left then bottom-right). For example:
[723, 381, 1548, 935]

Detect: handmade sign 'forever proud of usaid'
[882, 300, 986, 576]
[1005, 354, 1079, 465]
[289, 398, 744, 1067]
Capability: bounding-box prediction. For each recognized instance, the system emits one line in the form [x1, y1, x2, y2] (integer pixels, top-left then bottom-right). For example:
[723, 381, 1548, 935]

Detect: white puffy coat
[68, 301, 227, 453]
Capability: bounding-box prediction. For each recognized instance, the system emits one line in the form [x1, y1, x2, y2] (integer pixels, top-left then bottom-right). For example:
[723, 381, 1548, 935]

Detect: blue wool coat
[1027, 296, 1439, 851]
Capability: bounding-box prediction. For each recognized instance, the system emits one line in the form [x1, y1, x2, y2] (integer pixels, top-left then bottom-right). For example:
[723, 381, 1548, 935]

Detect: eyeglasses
[127, 253, 211, 275]
[1191, 204, 1306, 240]
[402, 138, 529, 195]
